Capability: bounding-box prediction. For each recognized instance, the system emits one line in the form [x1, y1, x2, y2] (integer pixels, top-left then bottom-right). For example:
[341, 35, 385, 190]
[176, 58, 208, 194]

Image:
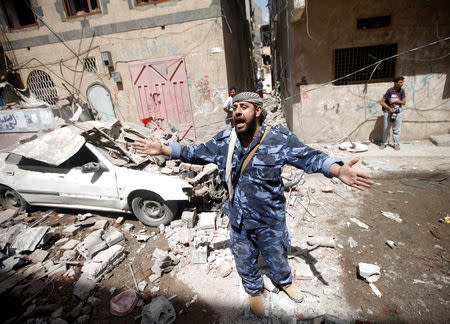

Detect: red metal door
[129, 56, 194, 139]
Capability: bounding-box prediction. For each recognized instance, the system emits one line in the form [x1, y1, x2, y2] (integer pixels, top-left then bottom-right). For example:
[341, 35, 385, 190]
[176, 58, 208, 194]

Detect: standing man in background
[380, 76, 406, 151]
[223, 86, 236, 125]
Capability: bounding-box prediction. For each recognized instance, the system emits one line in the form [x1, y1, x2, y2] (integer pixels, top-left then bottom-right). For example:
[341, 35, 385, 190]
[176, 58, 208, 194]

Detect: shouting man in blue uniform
[132, 92, 374, 316]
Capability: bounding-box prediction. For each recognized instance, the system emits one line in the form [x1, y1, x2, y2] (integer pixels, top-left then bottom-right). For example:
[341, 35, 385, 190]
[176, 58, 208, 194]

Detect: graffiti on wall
[410, 65, 435, 104]
[191, 75, 224, 113]
[0, 109, 55, 132]
[323, 103, 340, 114]
[120, 39, 179, 60]
[356, 100, 380, 115]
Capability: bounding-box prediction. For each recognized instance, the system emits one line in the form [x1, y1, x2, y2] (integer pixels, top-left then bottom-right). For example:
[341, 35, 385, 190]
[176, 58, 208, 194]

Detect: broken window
[0, 0, 37, 29]
[134, 0, 170, 6]
[27, 70, 58, 105]
[83, 57, 98, 73]
[334, 44, 397, 86]
[62, 0, 101, 17]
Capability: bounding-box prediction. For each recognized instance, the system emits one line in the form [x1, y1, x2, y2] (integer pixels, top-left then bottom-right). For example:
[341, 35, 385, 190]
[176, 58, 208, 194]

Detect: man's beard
[235, 114, 257, 135]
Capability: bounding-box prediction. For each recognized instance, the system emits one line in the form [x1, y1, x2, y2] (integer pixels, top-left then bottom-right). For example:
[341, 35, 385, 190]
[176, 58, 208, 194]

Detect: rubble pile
[263, 95, 287, 128]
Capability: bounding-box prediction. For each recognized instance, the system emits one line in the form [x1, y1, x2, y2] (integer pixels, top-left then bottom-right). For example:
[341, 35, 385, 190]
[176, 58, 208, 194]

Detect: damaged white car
[0, 126, 192, 227]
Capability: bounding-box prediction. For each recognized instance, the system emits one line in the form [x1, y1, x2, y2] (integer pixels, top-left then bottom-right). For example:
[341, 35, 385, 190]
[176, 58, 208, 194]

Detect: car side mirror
[81, 162, 108, 173]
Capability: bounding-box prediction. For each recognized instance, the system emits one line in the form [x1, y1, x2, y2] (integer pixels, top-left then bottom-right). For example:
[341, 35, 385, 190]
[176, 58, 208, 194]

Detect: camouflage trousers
[230, 220, 292, 295]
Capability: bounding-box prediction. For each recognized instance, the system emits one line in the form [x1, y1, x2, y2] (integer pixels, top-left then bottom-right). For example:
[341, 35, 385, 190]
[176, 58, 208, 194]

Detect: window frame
[333, 44, 397, 86]
[134, 0, 171, 7]
[62, 0, 102, 19]
[0, 0, 38, 30]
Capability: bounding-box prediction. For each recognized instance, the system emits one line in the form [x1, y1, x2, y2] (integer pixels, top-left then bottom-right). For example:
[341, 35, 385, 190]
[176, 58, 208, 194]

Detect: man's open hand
[131, 135, 167, 156]
[336, 158, 374, 190]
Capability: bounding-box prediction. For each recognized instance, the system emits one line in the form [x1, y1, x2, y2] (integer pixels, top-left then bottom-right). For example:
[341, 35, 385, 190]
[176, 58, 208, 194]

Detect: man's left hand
[334, 158, 374, 190]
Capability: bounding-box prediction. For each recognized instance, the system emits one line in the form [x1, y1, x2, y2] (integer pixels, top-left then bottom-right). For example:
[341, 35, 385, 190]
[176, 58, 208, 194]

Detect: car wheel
[131, 193, 177, 226]
[0, 185, 28, 211]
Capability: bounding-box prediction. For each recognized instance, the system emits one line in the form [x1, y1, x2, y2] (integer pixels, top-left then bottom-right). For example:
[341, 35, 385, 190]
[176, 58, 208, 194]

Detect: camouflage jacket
[169, 124, 342, 229]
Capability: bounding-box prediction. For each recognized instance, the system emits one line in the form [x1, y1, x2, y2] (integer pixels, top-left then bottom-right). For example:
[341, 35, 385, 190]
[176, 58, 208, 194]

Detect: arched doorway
[86, 83, 116, 121]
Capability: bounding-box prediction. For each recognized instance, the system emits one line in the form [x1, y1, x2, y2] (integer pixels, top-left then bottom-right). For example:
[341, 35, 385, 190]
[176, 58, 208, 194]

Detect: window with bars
[0, 0, 37, 29]
[334, 44, 397, 86]
[135, 0, 170, 6]
[63, 0, 101, 18]
[27, 70, 58, 105]
[83, 57, 98, 73]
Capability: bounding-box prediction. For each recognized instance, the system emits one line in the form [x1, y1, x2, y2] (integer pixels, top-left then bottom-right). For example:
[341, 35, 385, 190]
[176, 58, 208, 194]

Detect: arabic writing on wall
[0, 109, 55, 133]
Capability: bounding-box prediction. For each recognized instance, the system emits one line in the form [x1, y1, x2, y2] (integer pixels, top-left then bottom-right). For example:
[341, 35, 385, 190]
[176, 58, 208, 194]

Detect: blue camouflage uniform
[169, 123, 342, 295]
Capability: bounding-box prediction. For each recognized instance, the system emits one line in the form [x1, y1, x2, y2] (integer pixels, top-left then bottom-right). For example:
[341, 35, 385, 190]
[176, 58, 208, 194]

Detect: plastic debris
[348, 237, 358, 248]
[381, 211, 403, 223]
[386, 240, 398, 249]
[110, 290, 138, 317]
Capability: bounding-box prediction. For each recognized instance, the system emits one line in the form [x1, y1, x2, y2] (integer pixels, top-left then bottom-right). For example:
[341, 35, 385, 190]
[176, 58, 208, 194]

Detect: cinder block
[192, 245, 208, 264]
[198, 212, 216, 230]
[181, 210, 197, 228]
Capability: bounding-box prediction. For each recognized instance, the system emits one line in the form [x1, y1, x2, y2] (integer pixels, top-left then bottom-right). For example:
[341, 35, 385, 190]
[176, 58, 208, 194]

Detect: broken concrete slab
[0, 223, 27, 244]
[358, 263, 381, 283]
[11, 226, 51, 253]
[290, 257, 314, 280]
[0, 256, 27, 275]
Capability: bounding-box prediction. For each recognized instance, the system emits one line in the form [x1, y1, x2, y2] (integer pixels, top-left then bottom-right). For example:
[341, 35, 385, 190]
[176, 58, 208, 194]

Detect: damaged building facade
[0, 0, 257, 144]
[269, 0, 450, 143]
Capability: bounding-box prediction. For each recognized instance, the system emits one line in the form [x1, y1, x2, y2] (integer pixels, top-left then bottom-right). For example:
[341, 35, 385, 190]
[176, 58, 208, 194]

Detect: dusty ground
[0, 175, 449, 323]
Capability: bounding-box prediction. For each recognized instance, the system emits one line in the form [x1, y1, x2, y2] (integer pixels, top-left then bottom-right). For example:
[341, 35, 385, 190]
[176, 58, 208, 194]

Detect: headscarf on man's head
[232, 91, 263, 107]
[232, 91, 266, 122]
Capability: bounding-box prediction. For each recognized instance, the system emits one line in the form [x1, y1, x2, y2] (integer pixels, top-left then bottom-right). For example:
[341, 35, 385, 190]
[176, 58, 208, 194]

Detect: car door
[3, 153, 65, 205]
[56, 144, 121, 209]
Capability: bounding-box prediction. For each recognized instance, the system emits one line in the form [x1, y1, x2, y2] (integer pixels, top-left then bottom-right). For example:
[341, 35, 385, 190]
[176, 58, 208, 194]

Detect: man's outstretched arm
[329, 158, 374, 190]
[132, 136, 172, 157]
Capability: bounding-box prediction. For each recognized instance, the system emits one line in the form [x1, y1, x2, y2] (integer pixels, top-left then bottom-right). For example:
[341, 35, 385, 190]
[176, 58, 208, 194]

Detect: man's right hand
[132, 135, 171, 156]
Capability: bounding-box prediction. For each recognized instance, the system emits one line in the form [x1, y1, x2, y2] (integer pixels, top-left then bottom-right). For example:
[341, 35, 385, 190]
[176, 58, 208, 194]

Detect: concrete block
[122, 223, 134, 232]
[192, 245, 208, 264]
[160, 167, 173, 175]
[73, 273, 97, 300]
[62, 224, 80, 236]
[211, 234, 229, 250]
[165, 160, 178, 169]
[23, 262, 46, 278]
[181, 210, 197, 228]
[171, 229, 193, 245]
[179, 162, 192, 171]
[77, 230, 107, 260]
[60, 249, 77, 261]
[84, 245, 125, 281]
[47, 264, 67, 279]
[215, 260, 232, 278]
[133, 234, 151, 242]
[27, 249, 49, 263]
[0, 209, 16, 225]
[170, 219, 184, 229]
[54, 237, 69, 246]
[102, 227, 125, 246]
[358, 263, 381, 283]
[0, 223, 27, 244]
[61, 239, 80, 250]
[190, 164, 203, 172]
[115, 217, 124, 225]
[152, 248, 170, 261]
[92, 219, 108, 230]
[198, 212, 216, 230]
[138, 280, 147, 292]
[290, 258, 314, 280]
[149, 273, 160, 282]
[151, 263, 162, 277]
[141, 296, 176, 324]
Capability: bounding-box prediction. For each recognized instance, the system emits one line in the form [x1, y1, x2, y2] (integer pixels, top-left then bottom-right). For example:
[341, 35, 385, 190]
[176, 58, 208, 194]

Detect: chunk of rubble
[215, 260, 233, 278]
[103, 227, 125, 246]
[27, 249, 49, 263]
[198, 212, 216, 230]
[141, 296, 175, 324]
